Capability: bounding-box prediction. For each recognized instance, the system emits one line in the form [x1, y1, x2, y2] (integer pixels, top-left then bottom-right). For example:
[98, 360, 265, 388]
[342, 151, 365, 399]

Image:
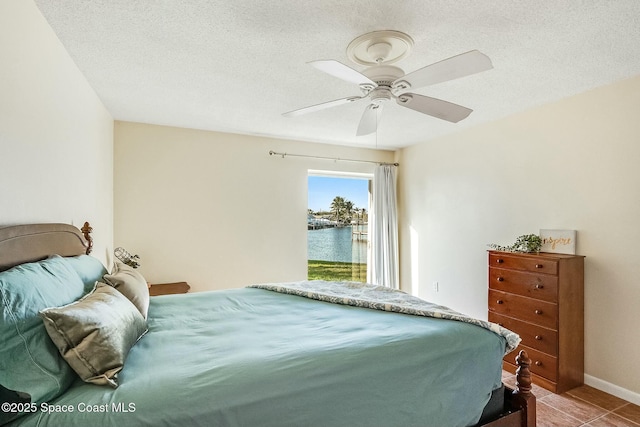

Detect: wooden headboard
[0, 222, 93, 272]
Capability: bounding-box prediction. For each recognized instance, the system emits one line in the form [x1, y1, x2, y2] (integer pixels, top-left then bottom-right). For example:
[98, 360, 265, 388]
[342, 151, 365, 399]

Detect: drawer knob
[535, 284, 544, 289]
[535, 335, 542, 340]
[496, 259, 504, 264]
[497, 300, 504, 304]
[497, 277, 505, 282]
[535, 361, 542, 366]
[535, 309, 543, 315]
[535, 264, 543, 268]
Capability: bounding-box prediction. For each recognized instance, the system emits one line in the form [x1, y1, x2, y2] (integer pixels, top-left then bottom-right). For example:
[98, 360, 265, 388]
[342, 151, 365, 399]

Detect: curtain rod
[268, 150, 399, 167]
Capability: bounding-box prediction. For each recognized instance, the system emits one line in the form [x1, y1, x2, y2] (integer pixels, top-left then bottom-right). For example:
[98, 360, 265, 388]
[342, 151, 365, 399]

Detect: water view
[307, 226, 368, 263]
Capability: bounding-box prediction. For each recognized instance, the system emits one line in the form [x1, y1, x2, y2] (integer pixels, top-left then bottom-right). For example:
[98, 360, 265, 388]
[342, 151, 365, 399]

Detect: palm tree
[333, 196, 353, 224]
[330, 196, 344, 223]
[331, 196, 359, 225]
[344, 200, 354, 224]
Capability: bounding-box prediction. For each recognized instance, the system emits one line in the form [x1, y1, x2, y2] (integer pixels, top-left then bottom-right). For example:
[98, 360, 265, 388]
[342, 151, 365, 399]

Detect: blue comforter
[10, 287, 506, 427]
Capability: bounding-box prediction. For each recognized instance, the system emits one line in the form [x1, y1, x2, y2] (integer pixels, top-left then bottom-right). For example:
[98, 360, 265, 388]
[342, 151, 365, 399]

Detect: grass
[308, 260, 367, 282]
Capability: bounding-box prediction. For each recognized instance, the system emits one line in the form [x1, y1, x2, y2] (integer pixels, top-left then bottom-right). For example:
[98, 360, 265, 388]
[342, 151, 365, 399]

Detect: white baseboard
[584, 374, 640, 406]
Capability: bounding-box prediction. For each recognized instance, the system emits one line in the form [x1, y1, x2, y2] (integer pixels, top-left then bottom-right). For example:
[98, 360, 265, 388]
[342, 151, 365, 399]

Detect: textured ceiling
[34, 1, 640, 149]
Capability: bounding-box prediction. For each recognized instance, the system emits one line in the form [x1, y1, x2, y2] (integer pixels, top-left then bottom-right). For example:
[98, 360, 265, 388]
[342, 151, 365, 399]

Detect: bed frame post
[81, 222, 93, 255]
[512, 350, 536, 427]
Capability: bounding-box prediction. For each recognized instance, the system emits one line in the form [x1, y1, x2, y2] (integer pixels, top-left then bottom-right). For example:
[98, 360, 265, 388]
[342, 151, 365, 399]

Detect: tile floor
[502, 371, 640, 426]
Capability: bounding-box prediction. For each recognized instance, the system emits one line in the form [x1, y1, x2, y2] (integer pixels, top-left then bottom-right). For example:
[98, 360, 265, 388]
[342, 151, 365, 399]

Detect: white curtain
[368, 164, 399, 289]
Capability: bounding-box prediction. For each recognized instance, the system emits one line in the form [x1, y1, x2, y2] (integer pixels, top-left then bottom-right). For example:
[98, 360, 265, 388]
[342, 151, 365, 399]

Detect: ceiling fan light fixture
[371, 88, 392, 104]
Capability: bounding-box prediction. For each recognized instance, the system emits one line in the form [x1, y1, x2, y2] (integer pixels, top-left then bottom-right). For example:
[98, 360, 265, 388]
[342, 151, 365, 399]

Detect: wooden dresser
[488, 250, 585, 393]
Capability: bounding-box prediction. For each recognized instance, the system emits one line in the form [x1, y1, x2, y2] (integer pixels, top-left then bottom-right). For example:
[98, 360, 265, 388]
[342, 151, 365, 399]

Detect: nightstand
[148, 281, 191, 296]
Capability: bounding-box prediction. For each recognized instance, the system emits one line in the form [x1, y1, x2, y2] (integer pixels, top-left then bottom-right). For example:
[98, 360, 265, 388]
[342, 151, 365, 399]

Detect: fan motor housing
[363, 65, 404, 84]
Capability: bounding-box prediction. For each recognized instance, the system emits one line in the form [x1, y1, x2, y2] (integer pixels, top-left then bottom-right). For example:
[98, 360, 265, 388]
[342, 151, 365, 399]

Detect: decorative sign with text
[540, 229, 576, 254]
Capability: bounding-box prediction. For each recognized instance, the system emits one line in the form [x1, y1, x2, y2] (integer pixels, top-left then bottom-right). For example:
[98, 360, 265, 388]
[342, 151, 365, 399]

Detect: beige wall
[397, 75, 640, 402]
[114, 121, 394, 292]
[0, 0, 114, 262]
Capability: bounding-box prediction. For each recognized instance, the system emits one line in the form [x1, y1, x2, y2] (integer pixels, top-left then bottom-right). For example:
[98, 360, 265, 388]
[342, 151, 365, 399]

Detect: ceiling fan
[283, 30, 493, 136]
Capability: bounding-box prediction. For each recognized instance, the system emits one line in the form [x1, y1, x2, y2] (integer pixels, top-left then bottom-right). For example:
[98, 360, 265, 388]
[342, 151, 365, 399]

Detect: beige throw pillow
[40, 283, 148, 388]
[103, 262, 150, 319]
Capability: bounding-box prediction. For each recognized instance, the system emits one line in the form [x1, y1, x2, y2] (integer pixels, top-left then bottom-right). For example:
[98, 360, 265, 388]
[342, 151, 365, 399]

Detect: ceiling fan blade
[283, 96, 364, 117]
[356, 104, 382, 136]
[396, 93, 472, 123]
[309, 60, 376, 86]
[395, 50, 493, 90]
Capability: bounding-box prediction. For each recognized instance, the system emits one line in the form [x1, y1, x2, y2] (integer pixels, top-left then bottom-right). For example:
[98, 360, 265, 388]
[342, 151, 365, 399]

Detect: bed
[0, 222, 536, 427]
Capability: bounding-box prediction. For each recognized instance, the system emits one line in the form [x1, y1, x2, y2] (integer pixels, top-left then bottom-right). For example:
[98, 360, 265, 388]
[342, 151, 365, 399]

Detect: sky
[308, 175, 369, 212]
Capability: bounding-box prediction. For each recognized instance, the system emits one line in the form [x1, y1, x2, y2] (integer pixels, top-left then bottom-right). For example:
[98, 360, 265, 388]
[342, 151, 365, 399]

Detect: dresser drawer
[488, 289, 558, 329]
[489, 267, 558, 303]
[508, 345, 557, 382]
[489, 253, 558, 275]
[489, 312, 558, 356]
